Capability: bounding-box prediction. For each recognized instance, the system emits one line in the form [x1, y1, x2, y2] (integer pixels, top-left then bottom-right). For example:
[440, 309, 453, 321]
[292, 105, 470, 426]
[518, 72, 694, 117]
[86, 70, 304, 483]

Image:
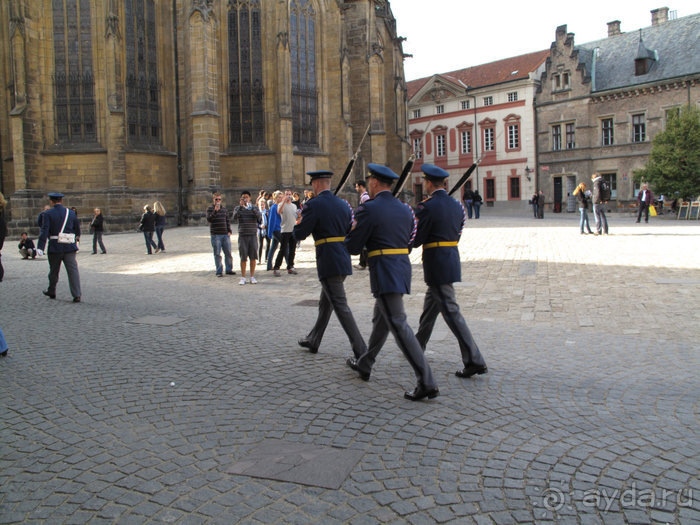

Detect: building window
[665, 107, 680, 124]
[460, 131, 471, 154]
[125, 0, 161, 146]
[507, 124, 519, 149]
[485, 177, 495, 200]
[435, 104, 444, 115]
[461, 100, 470, 110]
[552, 124, 562, 151]
[413, 109, 421, 119]
[601, 118, 614, 146]
[483, 128, 494, 151]
[632, 113, 646, 142]
[507, 91, 518, 102]
[509, 176, 520, 199]
[228, 0, 264, 146]
[53, 0, 97, 144]
[563, 72, 570, 89]
[552, 74, 561, 91]
[291, 0, 318, 147]
[601, 173, 617, 199]
[413, 137, 422, 159]
[483, 96, 493, 106]
[436, 134, 446, 157]
[552, 71, 571, 91]
[566, 123, 575, 149]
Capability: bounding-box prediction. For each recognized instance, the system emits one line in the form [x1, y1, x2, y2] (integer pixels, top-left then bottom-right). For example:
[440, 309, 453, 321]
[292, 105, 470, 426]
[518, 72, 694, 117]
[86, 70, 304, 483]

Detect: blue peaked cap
[421, 164, 449, 179]
[48, 192, 65, 198]
[367, 163, 398, 181]
[307, 170, 333, 180]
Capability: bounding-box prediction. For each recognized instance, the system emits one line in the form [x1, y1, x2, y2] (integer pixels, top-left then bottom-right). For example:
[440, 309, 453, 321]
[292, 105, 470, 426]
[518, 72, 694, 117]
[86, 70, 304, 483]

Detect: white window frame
[507, 124, 519, 149]
[507, 91, 518, 102]
[435, 105, 444, 115]
[460, 130, 471, 154]
[632, 113, 646, 143]
[436, 134, 446, 157]
[483, 96, 493, 107]
[483, 128, 494, 151]
[461, 100, 470, 110]
[412, 109, 421, 119]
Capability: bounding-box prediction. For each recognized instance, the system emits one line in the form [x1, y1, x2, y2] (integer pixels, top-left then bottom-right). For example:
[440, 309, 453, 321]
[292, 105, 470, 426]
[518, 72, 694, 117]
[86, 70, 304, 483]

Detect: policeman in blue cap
[37, 192, 82, 302]
[413, 164, 487, 378]
[345, 163, 439, 401]
[293, 170, 367, 359]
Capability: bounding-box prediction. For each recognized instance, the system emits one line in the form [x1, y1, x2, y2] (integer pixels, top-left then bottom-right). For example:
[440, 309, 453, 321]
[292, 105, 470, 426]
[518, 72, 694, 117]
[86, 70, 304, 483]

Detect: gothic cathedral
[0, 0, 408, 231]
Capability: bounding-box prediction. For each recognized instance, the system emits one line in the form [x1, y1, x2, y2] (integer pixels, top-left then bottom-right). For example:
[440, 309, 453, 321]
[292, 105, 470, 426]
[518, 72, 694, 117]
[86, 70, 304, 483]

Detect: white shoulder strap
[59, 209, 70, 234]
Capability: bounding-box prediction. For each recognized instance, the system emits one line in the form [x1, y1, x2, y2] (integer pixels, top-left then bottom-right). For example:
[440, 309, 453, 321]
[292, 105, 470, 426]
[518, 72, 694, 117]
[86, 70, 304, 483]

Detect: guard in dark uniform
[37, 193, 82, 302]
[413, 164, 487, 378]
[293, 170, 367, 358]
[344, 163, 439, 401]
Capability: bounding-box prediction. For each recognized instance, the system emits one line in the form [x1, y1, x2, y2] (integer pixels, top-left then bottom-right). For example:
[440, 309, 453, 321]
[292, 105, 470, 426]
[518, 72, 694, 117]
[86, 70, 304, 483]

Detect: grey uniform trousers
[357, 293, 437, 389]
[415, 283, 486, 368]
[305, 275, 366, 359]
[47, 251, 81, 298]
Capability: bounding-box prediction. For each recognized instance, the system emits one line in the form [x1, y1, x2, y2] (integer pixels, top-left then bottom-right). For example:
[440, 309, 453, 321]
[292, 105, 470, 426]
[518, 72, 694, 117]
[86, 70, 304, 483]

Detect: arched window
[228, 0, 264, 146]
[125, 0, 161, 146]
[53, 0, 96, 144]
[290, 0, 317, 147]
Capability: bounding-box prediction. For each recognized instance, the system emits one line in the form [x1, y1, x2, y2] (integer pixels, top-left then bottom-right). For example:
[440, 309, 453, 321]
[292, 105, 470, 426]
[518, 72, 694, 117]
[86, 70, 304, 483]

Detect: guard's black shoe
[404, 385, 440, 401]
[455, 364, 488, 378]
[43, 290, 56, 299]
[298, 338, 318, 354]
[346, 357, 370, 381]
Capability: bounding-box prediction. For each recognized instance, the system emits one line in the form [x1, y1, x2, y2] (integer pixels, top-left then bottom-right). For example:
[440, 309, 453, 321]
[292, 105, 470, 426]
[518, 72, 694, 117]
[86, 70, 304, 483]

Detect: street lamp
[525, 165, 533, 181]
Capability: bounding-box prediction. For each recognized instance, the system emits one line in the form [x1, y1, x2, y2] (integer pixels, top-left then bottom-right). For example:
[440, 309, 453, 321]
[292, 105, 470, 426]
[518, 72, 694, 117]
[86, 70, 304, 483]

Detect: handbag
[57, 209, 76, 244]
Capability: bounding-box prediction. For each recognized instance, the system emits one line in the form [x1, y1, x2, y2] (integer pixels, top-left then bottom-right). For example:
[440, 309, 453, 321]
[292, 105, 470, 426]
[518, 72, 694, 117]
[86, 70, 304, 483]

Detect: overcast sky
[390, 1, 699, 81]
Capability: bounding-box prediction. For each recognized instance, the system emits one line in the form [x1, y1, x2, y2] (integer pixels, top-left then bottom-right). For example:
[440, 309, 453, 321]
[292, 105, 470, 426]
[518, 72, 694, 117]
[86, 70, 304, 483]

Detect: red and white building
[406, 50, 549, 208]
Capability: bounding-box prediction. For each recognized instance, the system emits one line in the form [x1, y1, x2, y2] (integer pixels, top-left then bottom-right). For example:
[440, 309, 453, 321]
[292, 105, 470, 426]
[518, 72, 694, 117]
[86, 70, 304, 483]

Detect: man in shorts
[233, 191, 262, 284]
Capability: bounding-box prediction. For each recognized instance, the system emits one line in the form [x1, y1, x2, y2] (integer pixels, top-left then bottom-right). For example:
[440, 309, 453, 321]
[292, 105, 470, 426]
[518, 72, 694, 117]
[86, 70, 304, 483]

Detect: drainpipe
[458, 79, 479, 193]
[173, 0, 184, 225]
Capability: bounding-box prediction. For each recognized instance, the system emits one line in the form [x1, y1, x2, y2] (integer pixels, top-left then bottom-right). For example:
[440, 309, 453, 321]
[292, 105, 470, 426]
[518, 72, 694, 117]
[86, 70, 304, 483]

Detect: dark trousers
[304, 275, 367, 358]
[92, 231, 106, 253]
[47, 251, 81, 298]
[356, 293, 437, 389]
[637, 203, 649, 222]
[258, 231, 270, 261]
[358, 247, 368, 268]
[155, 226, 165, 250]
[415, 283, 486, 368]
[274, 231, 296, 270]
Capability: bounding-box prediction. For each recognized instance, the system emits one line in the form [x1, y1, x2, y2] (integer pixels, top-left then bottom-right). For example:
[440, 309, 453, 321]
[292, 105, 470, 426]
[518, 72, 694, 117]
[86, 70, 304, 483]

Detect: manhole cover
[228, 439, 364, 489]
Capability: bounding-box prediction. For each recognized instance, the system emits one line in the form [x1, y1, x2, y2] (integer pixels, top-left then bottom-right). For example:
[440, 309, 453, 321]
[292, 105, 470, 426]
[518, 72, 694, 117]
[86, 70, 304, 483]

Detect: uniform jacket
[37, 204, 81, 253]
[345, 190, 416, 296]
[413, 189, 464, 286]
[293, 190, 353, 280]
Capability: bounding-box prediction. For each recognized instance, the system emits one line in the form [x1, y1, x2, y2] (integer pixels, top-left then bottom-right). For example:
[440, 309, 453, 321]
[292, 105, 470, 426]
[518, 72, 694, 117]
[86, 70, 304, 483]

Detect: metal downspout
[173, 0, 184, 225]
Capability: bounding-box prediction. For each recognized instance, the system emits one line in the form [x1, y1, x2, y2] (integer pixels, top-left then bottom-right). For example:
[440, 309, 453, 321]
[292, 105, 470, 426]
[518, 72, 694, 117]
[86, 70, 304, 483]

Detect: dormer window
[634, 33, 656, 76]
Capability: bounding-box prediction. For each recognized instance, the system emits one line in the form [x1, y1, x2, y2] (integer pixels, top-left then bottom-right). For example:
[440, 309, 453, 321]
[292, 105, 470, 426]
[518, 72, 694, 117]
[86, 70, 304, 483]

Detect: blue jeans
[474, 202, 481, 219]
[266, 231, 280, 270]
[579, 207, 592, 233]
[593, 203, 608, 234]
[155, 226, 165, 250]
[211, 234, 233, 275]
[143, 231, 157, 253]
[465, 200, 473, 219]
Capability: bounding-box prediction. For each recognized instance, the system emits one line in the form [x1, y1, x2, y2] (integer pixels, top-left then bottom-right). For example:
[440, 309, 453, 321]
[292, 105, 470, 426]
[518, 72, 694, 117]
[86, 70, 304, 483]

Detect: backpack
[599, 180, 611, 201]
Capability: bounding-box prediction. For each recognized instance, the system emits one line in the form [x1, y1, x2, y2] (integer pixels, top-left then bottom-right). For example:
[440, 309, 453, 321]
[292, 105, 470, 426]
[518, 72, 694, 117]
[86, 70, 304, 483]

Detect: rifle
[334, 124, 371, 195]
[448, 157, 482, 197]
[392, 119, 431, 197]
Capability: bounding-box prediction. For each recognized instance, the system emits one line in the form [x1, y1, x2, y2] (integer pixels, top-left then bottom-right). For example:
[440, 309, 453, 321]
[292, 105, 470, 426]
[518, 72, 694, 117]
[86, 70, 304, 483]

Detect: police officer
[344, 163, 439, 401]
[293, 170, 367, 359]
[36, 193, 82, 302]
[413, 165, 487, 378]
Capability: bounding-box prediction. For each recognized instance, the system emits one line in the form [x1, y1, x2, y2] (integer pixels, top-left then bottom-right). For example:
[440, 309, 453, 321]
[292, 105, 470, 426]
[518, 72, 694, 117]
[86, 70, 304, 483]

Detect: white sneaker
[239, 278, 247, 285]
[250, 276, 258, 284]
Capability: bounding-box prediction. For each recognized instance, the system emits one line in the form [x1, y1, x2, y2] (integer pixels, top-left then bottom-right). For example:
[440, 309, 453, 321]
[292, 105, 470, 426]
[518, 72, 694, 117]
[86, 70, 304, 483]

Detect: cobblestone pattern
[1, 214, 698, 523]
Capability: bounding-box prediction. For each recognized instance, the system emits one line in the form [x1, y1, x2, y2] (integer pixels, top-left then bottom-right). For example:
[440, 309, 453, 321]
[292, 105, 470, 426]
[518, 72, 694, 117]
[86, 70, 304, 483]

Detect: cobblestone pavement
[1, 212, 698, 524]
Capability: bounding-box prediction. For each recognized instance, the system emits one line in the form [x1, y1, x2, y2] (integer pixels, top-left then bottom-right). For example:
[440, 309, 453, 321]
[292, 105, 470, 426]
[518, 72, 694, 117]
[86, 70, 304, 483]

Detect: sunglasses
[214, 198, 222, 201]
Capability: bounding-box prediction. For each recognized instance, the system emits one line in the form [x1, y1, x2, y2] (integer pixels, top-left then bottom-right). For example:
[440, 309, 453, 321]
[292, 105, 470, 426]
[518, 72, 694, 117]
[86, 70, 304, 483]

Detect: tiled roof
[406, 49, 550, 100]
[576, 12, 700, 92]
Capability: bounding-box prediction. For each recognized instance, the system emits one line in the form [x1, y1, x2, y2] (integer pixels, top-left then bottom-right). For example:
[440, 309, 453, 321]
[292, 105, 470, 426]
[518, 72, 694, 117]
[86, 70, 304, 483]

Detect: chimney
[651, 7, 669, 26]
[607, 20, 621, 36]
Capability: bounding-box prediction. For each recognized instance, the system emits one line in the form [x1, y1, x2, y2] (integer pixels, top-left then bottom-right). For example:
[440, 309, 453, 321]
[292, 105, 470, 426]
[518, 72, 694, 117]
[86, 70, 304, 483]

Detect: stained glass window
[53, 0, 96, 143]
[228, 0, 264, 146]
[125, 0, 161, 146]
[290, 0, 317, 147]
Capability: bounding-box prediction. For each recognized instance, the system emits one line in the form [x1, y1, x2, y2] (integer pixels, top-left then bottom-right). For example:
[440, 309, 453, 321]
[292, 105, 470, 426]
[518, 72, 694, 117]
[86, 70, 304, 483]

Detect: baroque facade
[406, 51, 548, 208]
[0, 0, 409, 232]
[535, 7, 700, 213]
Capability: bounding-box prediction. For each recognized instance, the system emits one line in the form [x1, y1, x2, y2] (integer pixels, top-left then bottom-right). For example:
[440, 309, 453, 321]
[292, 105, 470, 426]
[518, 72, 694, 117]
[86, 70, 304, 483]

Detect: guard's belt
[423, 241, 459, 249]
[314, 236, 345, 246]
[367, 248, 409, 258]
[49, 236, 59, 239]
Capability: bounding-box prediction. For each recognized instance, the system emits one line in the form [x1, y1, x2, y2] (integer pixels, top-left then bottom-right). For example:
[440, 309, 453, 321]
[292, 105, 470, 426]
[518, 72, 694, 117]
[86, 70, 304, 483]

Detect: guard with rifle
[413, 164, 488, 379]
[344, 163, 439, 401]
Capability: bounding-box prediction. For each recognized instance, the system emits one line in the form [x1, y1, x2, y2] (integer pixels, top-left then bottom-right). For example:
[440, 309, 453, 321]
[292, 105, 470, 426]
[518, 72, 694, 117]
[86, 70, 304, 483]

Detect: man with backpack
[591, 173, 610, 235]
